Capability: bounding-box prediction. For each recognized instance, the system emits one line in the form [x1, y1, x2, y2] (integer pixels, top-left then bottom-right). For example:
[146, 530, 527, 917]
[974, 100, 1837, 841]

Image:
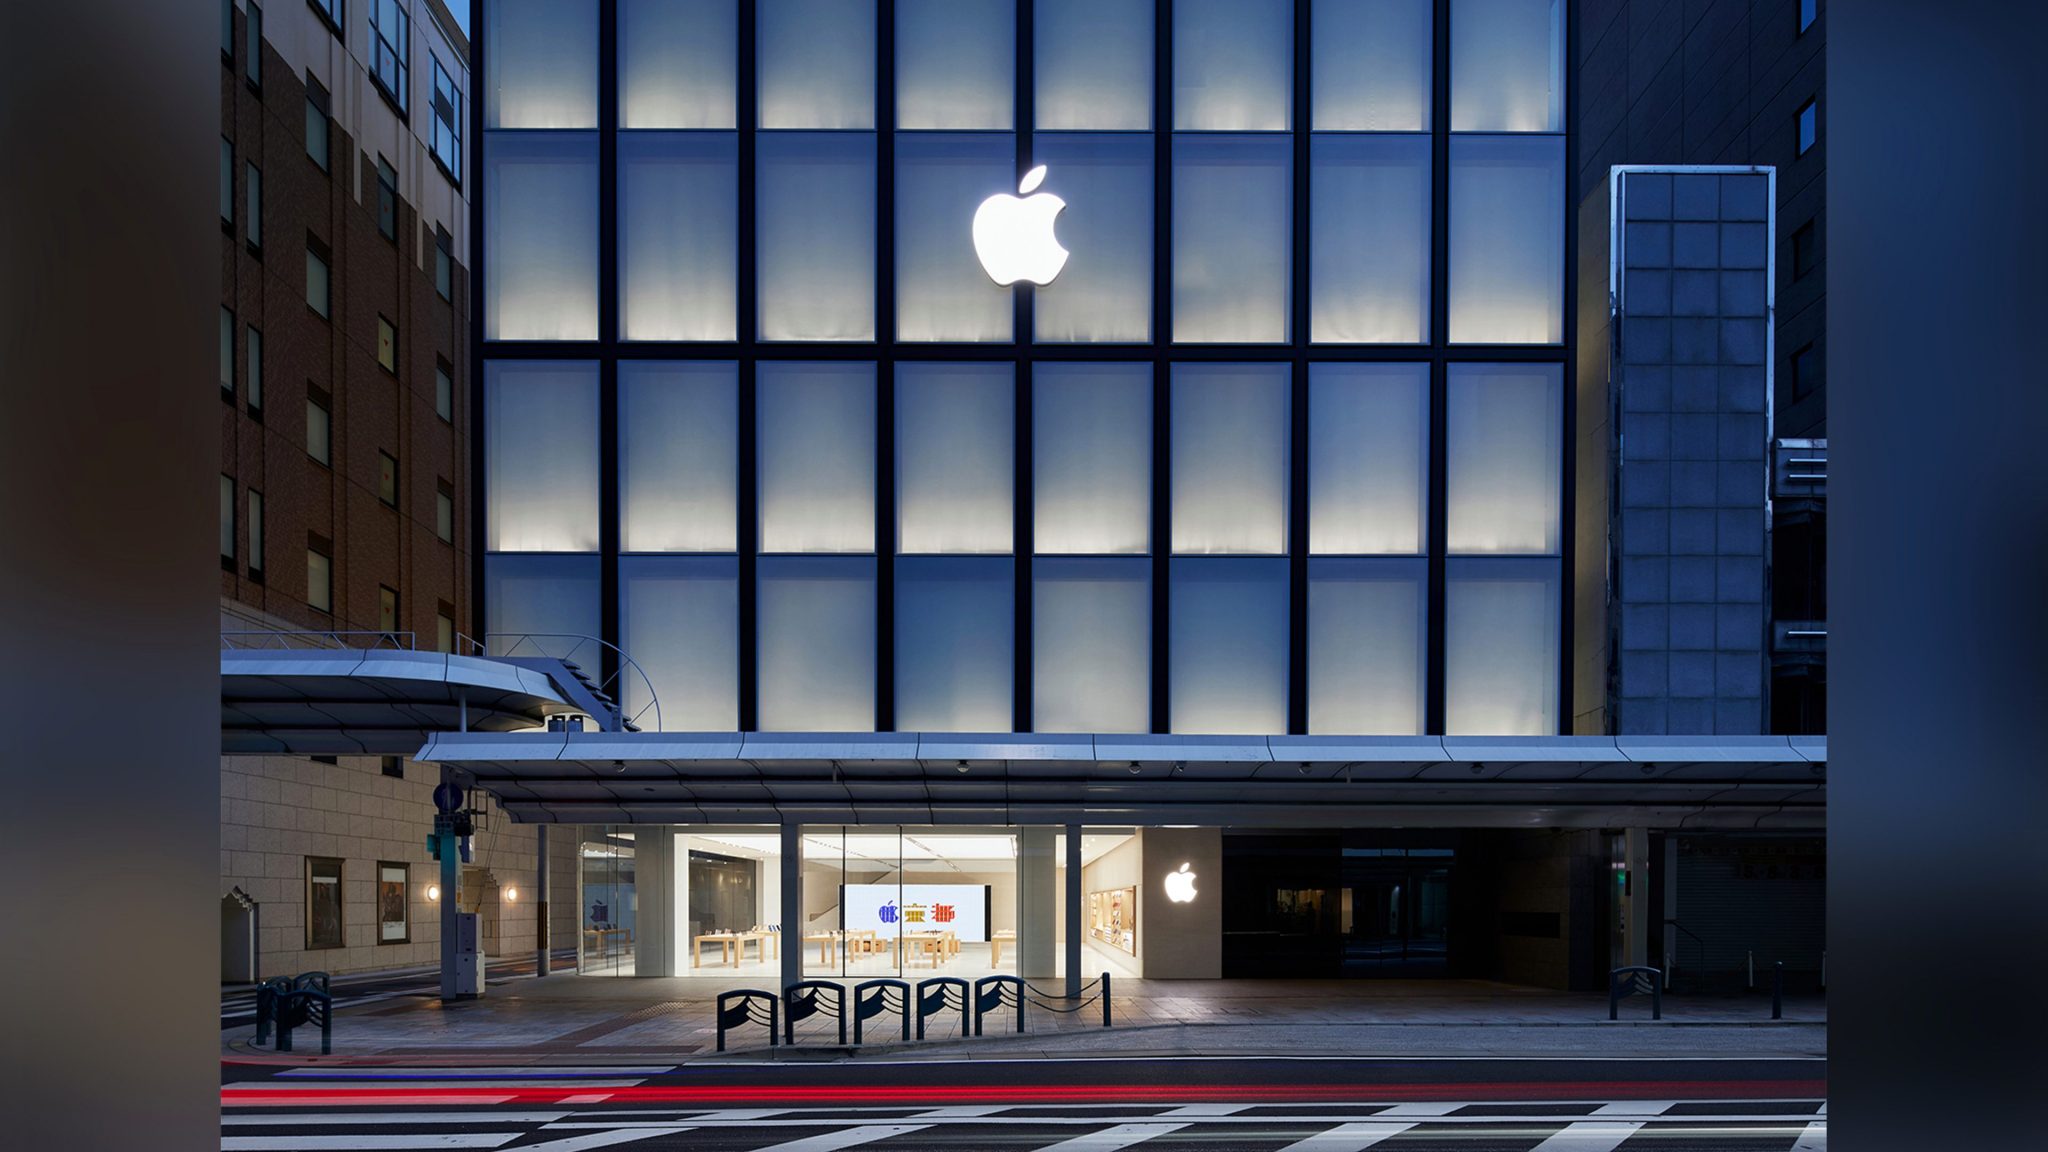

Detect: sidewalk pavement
[223, 974, 1825, 1065]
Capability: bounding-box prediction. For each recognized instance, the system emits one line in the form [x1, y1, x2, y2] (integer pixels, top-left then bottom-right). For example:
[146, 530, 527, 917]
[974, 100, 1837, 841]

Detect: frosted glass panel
[620, 556, 739, 731]
[620, 132, 737, 341]
[1035, 0, 1153, 130]
[1446, 558, 1560, 735]
[1032, 134, 1153, 344]
[1451, 0, 1564, 132]
[1308, 559, 1425, 735]
[758, 556, 876, 731]
[1448, 135, 1564, 344]
[1313, 0, 1431, 130]
[485, 361, 599, 552]
[1173, 135, 1291, 344]
[1447, 363, 1562, 554]
[486, 554, 600, 639]
[1309, 363, 1427, 555]
[1034, 363, 1151, 555]
[1033, 558, 1150, 732]
[620, 0, 737, 128]
[1172, 364, 1289, 555]
[485, 133, 598, 341]
[620, 361, 738, 552]
[896, 557, 1014, 732]
[1170, 558, 1288, 735]
[897, 363, 1013, 554]
[1311, 134, 1430, 344]
[898, 0, 1013, 129]
[759, 0, 875, 129]
[758, 362, 875, 552]
[896, 134, 1013, 343]
[486, 0, 598, 128]
[758, 132, 876, 341]
[1174, 0, 1292, 130]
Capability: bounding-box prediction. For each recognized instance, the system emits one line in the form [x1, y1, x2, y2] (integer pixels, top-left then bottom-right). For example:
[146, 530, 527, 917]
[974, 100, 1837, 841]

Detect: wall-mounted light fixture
[505, 887, 518, 902]
[426, 884, 441, 901]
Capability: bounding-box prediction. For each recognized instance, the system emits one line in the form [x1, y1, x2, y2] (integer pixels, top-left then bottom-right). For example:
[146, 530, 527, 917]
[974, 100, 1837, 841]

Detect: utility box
[454, 912, 485, 997]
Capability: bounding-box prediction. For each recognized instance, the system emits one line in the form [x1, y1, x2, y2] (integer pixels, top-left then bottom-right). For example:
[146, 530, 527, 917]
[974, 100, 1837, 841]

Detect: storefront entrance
[1223, 832, 1462, 978]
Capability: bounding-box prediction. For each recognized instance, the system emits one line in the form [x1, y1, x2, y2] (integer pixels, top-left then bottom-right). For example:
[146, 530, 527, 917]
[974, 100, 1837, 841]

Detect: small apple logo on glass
[973, 164, 1069, 287]
[1164, 862, 1198, 904]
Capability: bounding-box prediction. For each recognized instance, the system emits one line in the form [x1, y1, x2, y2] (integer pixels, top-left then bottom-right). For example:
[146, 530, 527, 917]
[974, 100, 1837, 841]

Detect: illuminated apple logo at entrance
[973, 164, 1069, 286]
[1164, 862, 1198, 904]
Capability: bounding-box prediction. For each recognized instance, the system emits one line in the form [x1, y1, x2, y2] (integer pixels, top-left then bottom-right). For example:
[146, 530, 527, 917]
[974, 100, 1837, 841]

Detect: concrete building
[216, 0, 574, 981]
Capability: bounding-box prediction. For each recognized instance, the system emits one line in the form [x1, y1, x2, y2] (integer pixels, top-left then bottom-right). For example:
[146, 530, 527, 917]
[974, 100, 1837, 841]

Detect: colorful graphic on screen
[842, 884, 990, 941]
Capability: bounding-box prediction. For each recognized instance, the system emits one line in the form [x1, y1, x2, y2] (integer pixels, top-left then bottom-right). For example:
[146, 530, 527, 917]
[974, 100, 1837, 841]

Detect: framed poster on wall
[1087, 886, 1137, 955]
[305, 856, 344, 949]
[377, 861, 409, 943]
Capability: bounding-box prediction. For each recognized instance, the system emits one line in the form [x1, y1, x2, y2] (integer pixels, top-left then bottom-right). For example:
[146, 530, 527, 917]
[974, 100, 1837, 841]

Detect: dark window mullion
[1150, 0, 1173, 734]
[738, 0, 761, 732]
[1425, 0, 1452, 735]
[1014, 0, 1035, 733]
[1288, 0, 1311, 735]
[598, 0, 622, 696]
[876, 0, 898, 732]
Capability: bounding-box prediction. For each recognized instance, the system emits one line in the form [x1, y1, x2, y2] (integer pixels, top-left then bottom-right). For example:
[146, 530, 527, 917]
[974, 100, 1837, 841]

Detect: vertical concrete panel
[1139, 828, 1223, 979]
[1016, 827, 1057, 978]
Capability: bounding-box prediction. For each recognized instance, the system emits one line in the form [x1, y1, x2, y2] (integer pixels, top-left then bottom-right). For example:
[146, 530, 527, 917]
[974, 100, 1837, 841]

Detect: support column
[536, 823, 550, 977]
[437, 769, 461, 1002]
[1625, 826, 1650, 971]
[1064, 822, 1083, 998]
[780, 822, 803, 991]
[635, 829, 673, 977]
[1661, 834, 1678, 983]
[1016, 827, 1056, 979]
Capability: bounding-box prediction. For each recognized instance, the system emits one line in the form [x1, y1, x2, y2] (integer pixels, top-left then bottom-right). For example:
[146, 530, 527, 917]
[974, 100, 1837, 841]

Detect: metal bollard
[1772, 961, 1783, 1020]
[1101, 972, 1112, 1028]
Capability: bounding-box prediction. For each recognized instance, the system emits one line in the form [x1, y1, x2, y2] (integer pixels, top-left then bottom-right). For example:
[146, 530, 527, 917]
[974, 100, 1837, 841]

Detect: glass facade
[480, 0, 1570, 737]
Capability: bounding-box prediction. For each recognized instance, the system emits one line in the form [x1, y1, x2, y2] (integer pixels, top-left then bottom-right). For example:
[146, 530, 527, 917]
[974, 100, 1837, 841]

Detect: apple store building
[457, 0, 1675, 987]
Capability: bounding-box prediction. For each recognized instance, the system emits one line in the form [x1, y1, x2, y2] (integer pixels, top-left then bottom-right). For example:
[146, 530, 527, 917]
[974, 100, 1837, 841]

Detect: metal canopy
[415, 731, 1827, 830]
[222, 649, 578, 756]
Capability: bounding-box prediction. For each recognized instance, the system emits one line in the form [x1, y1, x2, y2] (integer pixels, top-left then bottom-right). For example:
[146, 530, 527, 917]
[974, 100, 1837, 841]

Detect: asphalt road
[221, 1055, 1827, 1150]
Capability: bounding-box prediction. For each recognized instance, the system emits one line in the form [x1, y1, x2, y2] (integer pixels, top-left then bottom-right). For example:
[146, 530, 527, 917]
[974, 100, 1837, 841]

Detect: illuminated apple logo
[1164, 862, 1198, 904]
[973, 164, 1069, 287]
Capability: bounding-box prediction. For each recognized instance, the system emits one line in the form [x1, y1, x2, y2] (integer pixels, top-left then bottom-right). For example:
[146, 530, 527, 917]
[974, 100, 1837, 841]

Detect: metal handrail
[222, 630, 415, 651]
[455, 632, 662, 733]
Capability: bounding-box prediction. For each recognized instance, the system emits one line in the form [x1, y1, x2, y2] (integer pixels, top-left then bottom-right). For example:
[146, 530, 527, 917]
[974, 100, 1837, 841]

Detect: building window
[377, 315, 398, 373]
[431, 54, 462, 184]
[485, 361, 601, 551]
[1797, 98, 1818, 156]
[369, 0, 409, 114]
[305, 857, 344, 949]
[248, 489, 265, 578]
[378, 451, 399, 506]
[219, 137, 234, 227]
[434, 358, 453, 421]
[307, 537, 332, 612]
[307, 387, 332, 465]
[309, 0, 342, 36]
[219, 475, 236, 567]
[306, 82, 331, 171]
[246, 325, 263, 413]
[306, 241, 331, 317]
[219, 307, 235, 396]
[436, 607, 455, 653]
[379, 585, 399, 632]
[1800, 0, 1818, 34]
[220, 0, 234, 59]
[376, 157, 398, 240]
[245, 3, 262, 89]
[434, 226, 453, 301]
[377, 862, 410, 944]
[244, 163, 262, 252]
[1793, 219, 1818, 280]
[1792, 341, 1821, 400]
[484, 132, 600, 341]
[436, 481, 454, 543]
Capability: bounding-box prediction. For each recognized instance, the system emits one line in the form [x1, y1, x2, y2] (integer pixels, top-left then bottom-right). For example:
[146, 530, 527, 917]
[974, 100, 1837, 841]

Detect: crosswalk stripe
[1273, 1121, 1418, 1151]
[1374, 1103, 1461, 1117]
[1592, 1101, 1673, 1117]
[220, 1136, 519, 1150]
[746, 1124, 933, 1152]
[504, 1131, 695, 1151]
[911, 1106, 1010, 1119]
[1156, 1104, 1247, 1117]
[1791, 1119, 1827, 1150]
[1527, 1121, 1644, 1151]
[1029, 1122, 1191, 1151]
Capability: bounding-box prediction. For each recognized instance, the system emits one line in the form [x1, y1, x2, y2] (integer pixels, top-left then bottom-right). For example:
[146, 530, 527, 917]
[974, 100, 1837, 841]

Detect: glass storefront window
[1035, 0, 1153, 130]
[758, 0, 875, 129]
[485, 361, 599, 553]
[619, 132, 737, 341]
[578, 832, 636, 975]
[897, 0, 1014, 130]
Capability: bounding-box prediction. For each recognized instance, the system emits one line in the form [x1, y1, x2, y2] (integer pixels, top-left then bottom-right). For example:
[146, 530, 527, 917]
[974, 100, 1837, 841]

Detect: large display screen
[842, 884, 990, 941]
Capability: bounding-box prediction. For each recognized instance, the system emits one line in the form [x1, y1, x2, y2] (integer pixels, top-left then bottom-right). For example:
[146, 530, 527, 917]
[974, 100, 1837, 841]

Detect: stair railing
[455, 632, 661, 734]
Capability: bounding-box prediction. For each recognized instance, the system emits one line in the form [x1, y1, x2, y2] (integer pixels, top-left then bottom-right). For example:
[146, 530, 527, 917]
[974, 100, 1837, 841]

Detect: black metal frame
[469, 0, 1576, 739]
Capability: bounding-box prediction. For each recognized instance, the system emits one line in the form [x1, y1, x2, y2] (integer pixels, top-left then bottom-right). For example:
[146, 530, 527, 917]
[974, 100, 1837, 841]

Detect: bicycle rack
[852, 979, 912, 1045]
[915, 977, 970, 1040]
[715, 989, 779, 1051]
[783, 981, 847, 1046]
[973, 975, 1027, 1036]
[1609, 965, 1664, 1020]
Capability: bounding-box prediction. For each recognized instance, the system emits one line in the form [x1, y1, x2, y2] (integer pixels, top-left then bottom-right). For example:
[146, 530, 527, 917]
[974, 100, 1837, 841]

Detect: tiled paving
[225, 974, 1826, 1063]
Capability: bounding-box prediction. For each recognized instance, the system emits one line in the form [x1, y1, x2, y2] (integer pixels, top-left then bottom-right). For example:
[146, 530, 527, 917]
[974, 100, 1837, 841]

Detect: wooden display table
[991, 928, 1015, 969]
